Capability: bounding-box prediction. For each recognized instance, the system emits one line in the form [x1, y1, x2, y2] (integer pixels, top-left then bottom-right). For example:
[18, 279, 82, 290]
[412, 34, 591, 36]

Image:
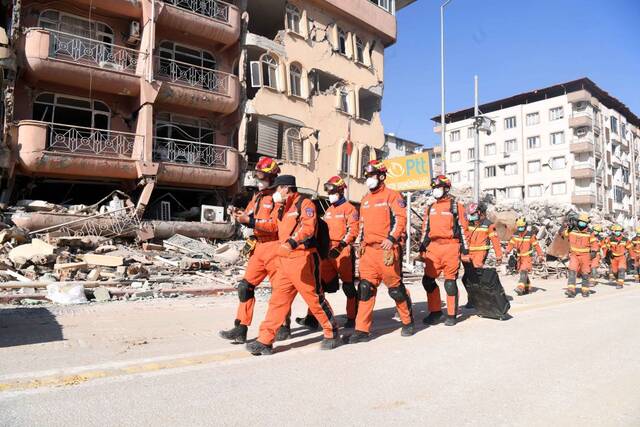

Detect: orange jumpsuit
[563, 228, 598, 295]
[465, 219, 502, 268]
[257, 193, 338, 345]
[505, 232, 543, 292]
[320, 198, 360, 320]
[420, 196, 468, 318]
[603, 236, 631, 286]
[235, 190, 279, 326]
[355, 184, 412, 334]
[630, 236, 640, 279]
[590, 233, 605, 283]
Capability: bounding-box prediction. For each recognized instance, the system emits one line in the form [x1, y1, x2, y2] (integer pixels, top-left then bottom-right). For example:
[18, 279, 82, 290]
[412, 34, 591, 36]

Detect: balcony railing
[161, 0, 229, 22]
[573, 188, 596, 196]
[155, 57, 230, 95]
[573, 160, 595, 169]
[46, 123, 138, 157]
[153, 137, 230, 168]
[46, 29, 145, 74]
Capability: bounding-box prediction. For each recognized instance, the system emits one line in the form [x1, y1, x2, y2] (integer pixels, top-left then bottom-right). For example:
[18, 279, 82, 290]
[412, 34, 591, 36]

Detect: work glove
[329, 242, 346, 259]
[383, 249, 395, 266]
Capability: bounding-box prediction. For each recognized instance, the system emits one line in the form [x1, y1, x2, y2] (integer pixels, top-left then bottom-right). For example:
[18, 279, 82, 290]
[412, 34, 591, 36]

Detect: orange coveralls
[465, 219, 502, 268]
[564, 228, 598, 294]
[420, 197, 468, 317]
[505, 232, 543, 292]
[257, 193, 338, 345]
[236, 190, 279, 326]
[590, 233, 605, 283]
[320, 199, 360, 320]
[630, 236, 640, 280]
[603, 236, 631, 286]
[355, 184, 412, 333]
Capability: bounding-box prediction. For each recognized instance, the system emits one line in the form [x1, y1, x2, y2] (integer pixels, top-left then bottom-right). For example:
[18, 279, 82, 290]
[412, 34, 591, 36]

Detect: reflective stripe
[517, 250, 533, 257]
[569, 232, 591, 238]
[512, 237, 531, 242]
[469, 245, 491, 251]
[571, 247, 591, 253]
[468, 226, 488, 232]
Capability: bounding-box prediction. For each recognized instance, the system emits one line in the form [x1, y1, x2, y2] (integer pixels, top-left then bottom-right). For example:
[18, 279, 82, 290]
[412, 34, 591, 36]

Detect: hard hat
[578, 213, 590, 223]
[255, 157, 280, 178]
[431, 174, 452, 189]
[611, 224, 623, 232]
[467, 202, 480, 216]
[592, 224, 603, 233]
[363, 159, 387, 176]
[515, 217, 527, 227]
[324, 175, 347, 193]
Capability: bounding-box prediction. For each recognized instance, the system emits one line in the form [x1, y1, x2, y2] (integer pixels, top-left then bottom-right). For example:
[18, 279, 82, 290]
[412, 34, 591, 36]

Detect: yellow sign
[383, 152, 432, 191]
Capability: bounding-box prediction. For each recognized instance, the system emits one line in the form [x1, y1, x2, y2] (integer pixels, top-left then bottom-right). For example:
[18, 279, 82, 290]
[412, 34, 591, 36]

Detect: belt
[469, 245, 491, 251]
[612, 253, 625, 257]
[570, 247, 591, 253]
[517, 250, 533, 257]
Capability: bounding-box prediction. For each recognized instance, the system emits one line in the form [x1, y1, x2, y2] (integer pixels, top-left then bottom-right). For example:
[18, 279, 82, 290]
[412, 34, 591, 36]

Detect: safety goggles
[255, 171, 271, 181]
[323, 183, 340, 194]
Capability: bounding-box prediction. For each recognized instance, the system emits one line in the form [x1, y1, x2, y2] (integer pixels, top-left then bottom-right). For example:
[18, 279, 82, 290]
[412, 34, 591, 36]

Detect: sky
[381, 0, 640, 148]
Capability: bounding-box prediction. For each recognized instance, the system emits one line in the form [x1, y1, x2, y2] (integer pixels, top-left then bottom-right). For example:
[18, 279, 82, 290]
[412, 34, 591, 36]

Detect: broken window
[33, 93, 110, 130]
[154, 113, 217, 166]
[246, 0, 287, 39]
[250, 54, 279, 89]
[338, 29, 347, 55]
[361, 146, 371, 174]
[309, 69, 342, 94]
[338, 87, 350, 114]
[358, 88, 381, 121]
[340, 142, 350, 173]
[155, 113, 215, 144]
[283, 127, 303, 163]
[285, 4, 301, 34]
[159, 42, 216, 69]
[355, 36, 365, 63]
[289, 62, 302, 97]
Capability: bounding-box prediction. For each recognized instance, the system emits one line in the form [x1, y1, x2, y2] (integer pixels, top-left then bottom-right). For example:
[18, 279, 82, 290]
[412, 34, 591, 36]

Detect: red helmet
[431, 174, 451, 189]
[255, 157, 280, 180]
[467, 202, 479, 216]
[363, 159, 387, 176]
[324, 175, 347, 193]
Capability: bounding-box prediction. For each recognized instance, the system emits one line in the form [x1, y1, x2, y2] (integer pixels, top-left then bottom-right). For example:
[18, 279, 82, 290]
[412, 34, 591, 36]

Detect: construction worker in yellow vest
[603, 225, 631, 289]
[562, 213, 598, 298]
[505, 217, 544, 295]
[630, 227, 640, 282]
[589, 224, 606, 285]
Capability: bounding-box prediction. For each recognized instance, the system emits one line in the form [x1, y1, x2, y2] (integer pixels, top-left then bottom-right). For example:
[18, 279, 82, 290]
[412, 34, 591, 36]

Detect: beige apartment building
[433, 78, 640, 224]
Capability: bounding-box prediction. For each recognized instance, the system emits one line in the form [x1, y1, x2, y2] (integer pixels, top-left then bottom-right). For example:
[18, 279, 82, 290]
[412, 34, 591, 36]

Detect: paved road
[1, 279, 639, 426]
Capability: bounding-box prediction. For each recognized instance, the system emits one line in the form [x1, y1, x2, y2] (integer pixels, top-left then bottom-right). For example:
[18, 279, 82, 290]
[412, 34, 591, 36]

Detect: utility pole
[440, 0, 453, 174]
[473, 75, 480, 203]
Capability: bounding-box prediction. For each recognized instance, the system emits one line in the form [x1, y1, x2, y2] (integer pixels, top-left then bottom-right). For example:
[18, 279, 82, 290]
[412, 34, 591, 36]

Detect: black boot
[565, 287, 576, 298]
[347, 330, 371, 344]
[219, 324, 248, 344]
[444, 315, 456, 326]
[320, 337, 341, 350]
[401, 323, 415, 337]
[422, 311, 444, 325]
[275, 324, 291, 341]
[246, 340, 273, 356]
[343, 318, 355, 329]
[464, 300, 474, 309]
[295, 314, 320, 330]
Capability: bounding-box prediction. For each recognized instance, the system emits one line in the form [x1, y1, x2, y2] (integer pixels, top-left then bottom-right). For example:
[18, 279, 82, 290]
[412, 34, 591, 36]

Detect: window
[355, 36, 365, 64]
[250, 54, 278, 89]
[289, 63, 302, 97]
[340, 141, 349, 173]
[449, 130, 460, 142]
[550, 131, 565, 145]
[34, 93, 110, 130]
[526, 112, 540, 126]
[504, 139, 518, 153]
[526, 136, 540, 149]
[621, 123, 627, 138]
[338, 29, 348, 55]
[507, 187, 522, 199]
[155, 113, 215, 144]
[622, 167, 630, 184]
[450, 151, 461, 162]
[467, 127, 474, 139]
[504, 163, 518, 176]
[450, 172, 460, 183]
[614, 186, 624, 203]
[467, 170, 474, 181]
[551, 182, 566, 195]
[160, 42, 216, 69]
[338, 86, 350, 113]
[39, 10, 114, 44]
[611, 116, 618, 134]
[485, 166, 496, 177]
[370, 0, 393, 12]
[549, 107, 564, 121]
[528, 160, 541, 173]
[361, 147, 371, 173]
[467, 148, 475, 160]
[550, 156, 566, 170]
[528, 185, 543, 197]
[484, 143, 496, 156]
[283, 128, 303, 163]
[285, 4, 301, 34]
[504, 116, 517, 129]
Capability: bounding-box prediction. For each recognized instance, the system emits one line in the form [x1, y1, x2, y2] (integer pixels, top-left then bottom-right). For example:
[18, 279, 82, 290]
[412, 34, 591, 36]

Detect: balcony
[23, 28, 144, 96]
[571, 162, 595, 179]
[66, 0, 141, 18]
[571, 189, 596, 206]
[320, 0, 397, 46]
[154, 57, 240, 114]
[569, 110, 593, 129]
[156, 0, 240, 46]
[569, 138, 594, 154]
[153, 137, 239, 188]
[14, 121, 141, 180]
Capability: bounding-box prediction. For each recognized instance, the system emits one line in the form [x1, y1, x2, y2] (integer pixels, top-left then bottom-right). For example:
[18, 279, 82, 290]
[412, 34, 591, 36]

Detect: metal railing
[155, 57, 230, 95]
[46, 123, 139, 157]
[161, 0, 229, 22]
[572, 160, 595, 170]
[153, 137, 230, 168]
[571, 109, 593, 119]
[572, 188, 596, 196]
[31, 206, 142, 240]
[44, 28, 145, 74]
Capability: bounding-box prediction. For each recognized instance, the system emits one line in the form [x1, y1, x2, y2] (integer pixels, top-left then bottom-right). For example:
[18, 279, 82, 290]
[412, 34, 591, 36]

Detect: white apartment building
[433, 78, 640, 222]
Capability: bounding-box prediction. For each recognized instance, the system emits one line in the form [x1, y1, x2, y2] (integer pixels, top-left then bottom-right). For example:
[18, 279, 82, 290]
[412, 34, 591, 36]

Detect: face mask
[614, 231, 621, 237]
[257, 180, 269, 191]
[366, 177, 379, 190]
[272, 191, 284, 204]
[517, 226, 526, 233]
[432, 188, 444, 199]
[578, 221, 587, 229]
[468, 214, 479, 222]
[328, 194, 340, 204]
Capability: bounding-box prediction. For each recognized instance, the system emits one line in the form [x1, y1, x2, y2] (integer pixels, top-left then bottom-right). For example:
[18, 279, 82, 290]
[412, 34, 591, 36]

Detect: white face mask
[257, 180, 269, 191]
[328, 194, 340, 204]
[366, 177, 379, 190]
[272, 191, 284, 204]
[432, 188, 444, 199]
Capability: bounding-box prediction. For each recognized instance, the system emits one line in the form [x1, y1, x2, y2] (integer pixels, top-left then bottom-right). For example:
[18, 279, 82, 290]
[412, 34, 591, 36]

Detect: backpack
[294, 195, 331, 260]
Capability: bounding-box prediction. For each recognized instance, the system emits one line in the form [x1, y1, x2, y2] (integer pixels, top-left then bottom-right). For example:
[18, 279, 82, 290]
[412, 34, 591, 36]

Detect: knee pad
[323, 276, 340, 293]
[519, 271, 528, 283]
[444, 279, 458, 297]
[619, 270, 626, 280]
[342, 282, 357, 299]
[357, 280, 376, 302]
[237, 280, 255, 302]
[388, 283, 409, 303]
[422, 276, 437, 293]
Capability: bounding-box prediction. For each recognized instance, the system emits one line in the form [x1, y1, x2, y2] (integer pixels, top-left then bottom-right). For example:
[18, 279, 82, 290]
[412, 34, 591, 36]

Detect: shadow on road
[0, 307, 64, 348]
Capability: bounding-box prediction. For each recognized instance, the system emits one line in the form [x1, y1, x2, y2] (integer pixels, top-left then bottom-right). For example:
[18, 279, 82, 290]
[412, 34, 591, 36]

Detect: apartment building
[239, 0, 415, 202]
[378, 133, 423, 159]
[432, 78, 640, 223]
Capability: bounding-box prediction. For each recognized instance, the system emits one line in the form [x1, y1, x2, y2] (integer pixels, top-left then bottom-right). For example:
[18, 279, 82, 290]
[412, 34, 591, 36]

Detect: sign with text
[383, 152, 433, 191]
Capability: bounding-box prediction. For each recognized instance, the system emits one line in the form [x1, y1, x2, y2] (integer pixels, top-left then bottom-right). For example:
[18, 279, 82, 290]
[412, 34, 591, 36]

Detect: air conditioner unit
[575, 101, 588, 110]
[243, 171, 258, 188]
[575, 127, 588, 137]
[127, 21, 141, 44]
[201, 205, 225, 223]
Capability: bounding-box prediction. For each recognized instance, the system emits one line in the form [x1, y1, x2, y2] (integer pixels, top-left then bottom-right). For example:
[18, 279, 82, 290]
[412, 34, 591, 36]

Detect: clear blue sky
[382, 0, 640, 148]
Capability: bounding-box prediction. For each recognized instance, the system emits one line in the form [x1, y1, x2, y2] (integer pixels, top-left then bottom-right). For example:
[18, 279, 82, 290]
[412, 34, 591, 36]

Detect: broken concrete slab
[8, 239, 55, 266]
[93, 287, 111, 302]
[81, 254, 124, 267]
[16, 199, 60, 212]
[54, 262, 87, 271]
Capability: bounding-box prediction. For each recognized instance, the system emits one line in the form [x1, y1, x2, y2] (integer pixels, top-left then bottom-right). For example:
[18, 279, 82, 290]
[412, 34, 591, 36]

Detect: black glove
[419, 241, 428, 253]
[328, 247, 342, 259]
[590, 251, 597, 260]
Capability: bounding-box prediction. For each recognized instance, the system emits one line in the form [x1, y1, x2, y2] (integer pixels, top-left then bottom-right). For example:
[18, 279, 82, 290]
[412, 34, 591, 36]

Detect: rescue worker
[348, 160, 414, 343]
[563, 213, 598, 298]
[219, 157, 283, 344]
[505, 217, 544, 296]
[296, 176, 360, 329]
[630, 227, 640, 282]
[246, 175, 339, 355]
[419, 175, 468, 327]
[589, 224, 606, 285]
[465, 202, 502, 268]
[603, 225, 630, 289]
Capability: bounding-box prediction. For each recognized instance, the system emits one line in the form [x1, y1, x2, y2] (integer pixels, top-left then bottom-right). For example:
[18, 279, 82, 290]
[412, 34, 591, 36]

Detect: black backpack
[294, 195, 331, 260]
